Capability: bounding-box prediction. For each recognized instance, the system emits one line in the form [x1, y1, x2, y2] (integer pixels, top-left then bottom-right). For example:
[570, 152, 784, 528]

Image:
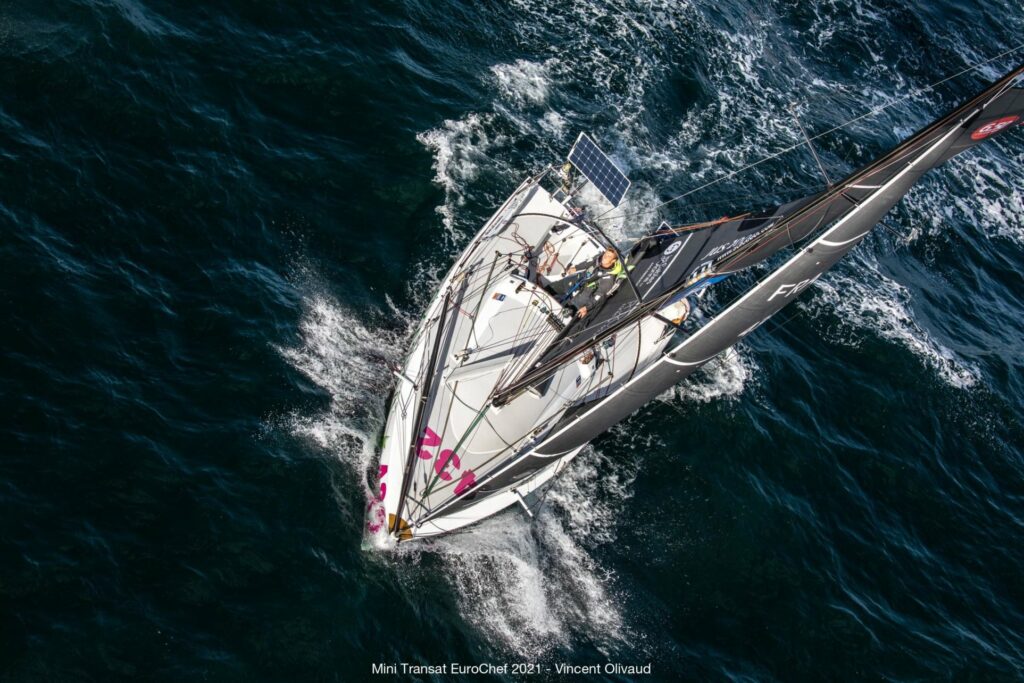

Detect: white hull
[366, 171, 683, 542]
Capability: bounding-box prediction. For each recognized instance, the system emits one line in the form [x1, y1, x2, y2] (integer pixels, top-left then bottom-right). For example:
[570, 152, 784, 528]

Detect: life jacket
[586, 259, 633, 288]
[609, 260, 630, 279]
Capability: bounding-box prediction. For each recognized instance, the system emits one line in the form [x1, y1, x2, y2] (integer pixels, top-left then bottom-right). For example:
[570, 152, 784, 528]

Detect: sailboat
[367, 62, 1024, 542]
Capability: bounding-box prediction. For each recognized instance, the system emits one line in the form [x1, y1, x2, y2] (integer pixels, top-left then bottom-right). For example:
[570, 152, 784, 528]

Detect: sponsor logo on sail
[704, 222, 776, 260]
[766, 274, 821, 303]
[970, 115, 1020, 140]
[664, 240, 682, 255]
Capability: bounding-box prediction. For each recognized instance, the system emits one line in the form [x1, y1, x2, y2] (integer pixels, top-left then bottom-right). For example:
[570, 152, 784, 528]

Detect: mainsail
[531, 63, 1024, 457]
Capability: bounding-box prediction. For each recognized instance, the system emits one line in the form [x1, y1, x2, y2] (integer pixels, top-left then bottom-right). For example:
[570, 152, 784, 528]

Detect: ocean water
[2, 0, 1024, 680]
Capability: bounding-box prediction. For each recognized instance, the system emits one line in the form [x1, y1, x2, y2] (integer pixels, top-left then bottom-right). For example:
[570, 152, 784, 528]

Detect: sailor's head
[599, 248, 618, 269]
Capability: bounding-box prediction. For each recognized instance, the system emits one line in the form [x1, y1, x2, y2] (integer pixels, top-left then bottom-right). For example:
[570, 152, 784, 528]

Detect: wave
[805, 252, 980, 389]
[678, 347, 756, 404]
[408, 445, 634, 657]
[490, 58, 557, 108]
[415, 113, 511, 234]
[273, 291, 402, 505]
[905, 150, 1024, 246]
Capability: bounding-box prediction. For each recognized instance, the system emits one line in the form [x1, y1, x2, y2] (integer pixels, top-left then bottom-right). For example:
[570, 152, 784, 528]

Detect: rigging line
[494, 284, 683, 403]
[416, 299, 542, 501]
[440, 266, 518, 338]
[419, 404, 490, 500]
[504, 309, 560, 385]
[422, 332, 576, 503]
[878, 219, 910, 245]
[657, 185, 825, 217]
[420, 345, 613, 522]
[433, 379, 459, 471]
[416, 438, 518, 522]
[391, 286, 453, 538]
[590, 43, 1024, 226]
[466, 253, 504, 351]
[405, 275, 477, 518]
[417, 412, 567, 525]
[466, 300, 565, 356]
[759, 309, 804, 336]
[397, 492, 435, 520]
[467, 326, 552, 356]
[529, 456, 568, 520]
[458, 260, 518, 304]
[495, 295, 549, 387]
[790, 102, 833, 187]
[422, 336, 563, 503]
[713, 82, 974, 273]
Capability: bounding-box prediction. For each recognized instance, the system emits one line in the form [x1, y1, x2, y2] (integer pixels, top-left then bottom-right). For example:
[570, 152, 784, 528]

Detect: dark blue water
[3, 1, 1024, 680]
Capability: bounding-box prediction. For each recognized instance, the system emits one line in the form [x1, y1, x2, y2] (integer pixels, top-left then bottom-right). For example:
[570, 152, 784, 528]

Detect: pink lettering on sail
[418, 425, 469, 489]
[366, 498, 386, 532]
[377, 465, 388, 500]
[434, 449, 461, 481]
[454, 470, 476, 495]
[367, 464, 389, 532]
[364, 464, 387, 532]
[418, 427, 441, 459]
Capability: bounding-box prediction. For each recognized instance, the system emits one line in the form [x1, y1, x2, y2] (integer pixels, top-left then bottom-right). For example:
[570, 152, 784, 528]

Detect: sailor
[568, 247, 632, 318]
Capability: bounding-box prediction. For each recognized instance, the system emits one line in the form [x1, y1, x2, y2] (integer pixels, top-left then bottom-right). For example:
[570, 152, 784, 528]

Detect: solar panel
[567, 133, 630, 207]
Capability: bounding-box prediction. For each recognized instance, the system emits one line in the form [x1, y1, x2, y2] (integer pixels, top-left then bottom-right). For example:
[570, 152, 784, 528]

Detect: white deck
[368, 176, 682, 541]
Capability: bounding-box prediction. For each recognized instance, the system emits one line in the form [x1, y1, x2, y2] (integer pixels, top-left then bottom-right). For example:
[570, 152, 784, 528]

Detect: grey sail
[534, 64, 1024, 457]
[496, 66, 1024, 405]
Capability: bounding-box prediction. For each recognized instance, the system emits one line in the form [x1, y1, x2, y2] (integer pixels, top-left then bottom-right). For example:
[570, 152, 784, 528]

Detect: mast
[716, 65, 1024, 275]
[530, 62, 1024, 458]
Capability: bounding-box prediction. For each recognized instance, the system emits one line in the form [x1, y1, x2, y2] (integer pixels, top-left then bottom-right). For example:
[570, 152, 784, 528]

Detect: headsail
[531, 62, 1024, 457]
